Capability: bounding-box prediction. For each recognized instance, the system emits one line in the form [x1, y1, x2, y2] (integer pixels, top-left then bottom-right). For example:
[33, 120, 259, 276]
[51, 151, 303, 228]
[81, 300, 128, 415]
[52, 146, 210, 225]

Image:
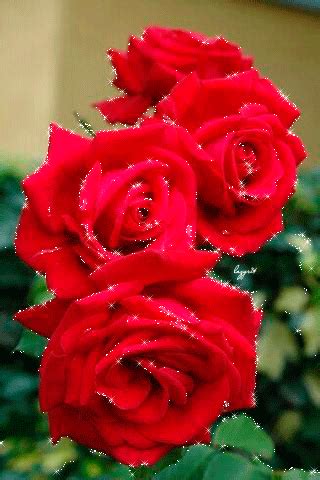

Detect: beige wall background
[0, 0, 319, 173]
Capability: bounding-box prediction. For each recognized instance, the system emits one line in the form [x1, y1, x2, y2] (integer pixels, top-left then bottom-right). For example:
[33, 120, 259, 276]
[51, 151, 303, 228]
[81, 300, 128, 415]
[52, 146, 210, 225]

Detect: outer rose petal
[167, 277, 262, 409]
[108, 444, 171, 467]
[91, 123, 167, 168]
[109, 429, 211, 466]
[169, 278, 260, 342]
[16, 207, 96, 299]
[108, 48, 142, 94]
[47, 405, 108, 452]
[15, 299, 68, 337]
[43, 247, 95, 298]
[91, 249, 220, 289]
[49, 403, 171, 467]
[22, 123, 91, 230]
[156, 70, 300, 131]
[286, 133, 307, 165]
[198, 210, 284, 256]
[15, 204, 65, 271]
[15, 125, 96, 296]
[94, 94, 151, 125]
[156, 73, 203, 131]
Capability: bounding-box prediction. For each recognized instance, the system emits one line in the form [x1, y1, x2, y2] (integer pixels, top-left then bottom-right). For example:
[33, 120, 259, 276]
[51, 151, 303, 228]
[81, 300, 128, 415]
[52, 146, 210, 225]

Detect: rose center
[137, 207, 150, 221]
[236, 142, 257, 183]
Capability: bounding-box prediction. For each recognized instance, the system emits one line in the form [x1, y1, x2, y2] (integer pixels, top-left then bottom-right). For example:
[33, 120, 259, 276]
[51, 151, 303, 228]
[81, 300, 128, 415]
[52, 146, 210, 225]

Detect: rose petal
[91, 249, 220, 288]
[14, 299, 68, 338]
[94, 94, 151, 125]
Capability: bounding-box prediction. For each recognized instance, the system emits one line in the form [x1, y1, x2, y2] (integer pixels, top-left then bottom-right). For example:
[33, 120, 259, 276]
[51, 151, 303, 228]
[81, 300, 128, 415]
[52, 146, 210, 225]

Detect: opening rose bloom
[155, 69, 306, 255]
[94, 26, 252, 125]
[15, 251, 261, 467]
[15, 122, 197, 299]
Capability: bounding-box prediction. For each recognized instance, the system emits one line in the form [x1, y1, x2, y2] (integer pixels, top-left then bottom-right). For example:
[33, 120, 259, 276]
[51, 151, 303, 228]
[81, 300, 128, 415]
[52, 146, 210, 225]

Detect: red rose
[16, 251, 261, 466]
[94, 26, 252, 125]
[15, 122, 198, 298]
[155, 69, 306, 255]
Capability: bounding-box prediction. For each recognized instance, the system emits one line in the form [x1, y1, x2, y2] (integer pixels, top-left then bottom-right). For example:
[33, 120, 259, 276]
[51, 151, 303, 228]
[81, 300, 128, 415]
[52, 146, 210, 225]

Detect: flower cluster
[15, 26, 305, 466]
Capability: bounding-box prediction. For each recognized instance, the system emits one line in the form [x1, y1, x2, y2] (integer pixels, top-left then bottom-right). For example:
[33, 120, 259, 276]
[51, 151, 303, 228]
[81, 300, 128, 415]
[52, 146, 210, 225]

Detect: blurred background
[0, 0, 319, 478]
[0, 0, 320, 172]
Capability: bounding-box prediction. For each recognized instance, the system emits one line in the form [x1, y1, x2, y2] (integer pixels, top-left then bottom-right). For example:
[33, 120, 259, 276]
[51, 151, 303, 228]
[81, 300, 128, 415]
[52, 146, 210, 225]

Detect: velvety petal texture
[13, 25, 306, 469]
[94, 26, 252, 125]
[33, 250, 261, 466]
[15, 122, 199, 298]
[155, 69, 306, 255]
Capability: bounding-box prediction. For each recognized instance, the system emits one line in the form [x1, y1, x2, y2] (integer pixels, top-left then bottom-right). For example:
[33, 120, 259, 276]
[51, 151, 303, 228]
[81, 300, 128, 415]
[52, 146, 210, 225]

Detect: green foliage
[214, 414, 274, 460]
[212, 169, 320, 471]
[13, 275, 51, 357]
[73, 111, 96, 138]
[0, 167, 319, 479]
[27, 275, 54, 305]
[258, 317, 299, 380]
[203, 452, 271, 480]
[153, 445, 213, 480]
[15, 330, 47, 358]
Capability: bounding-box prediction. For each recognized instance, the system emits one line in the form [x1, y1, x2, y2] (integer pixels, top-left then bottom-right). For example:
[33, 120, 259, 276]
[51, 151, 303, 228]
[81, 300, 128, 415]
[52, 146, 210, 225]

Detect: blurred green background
[0, 0, 319, 478]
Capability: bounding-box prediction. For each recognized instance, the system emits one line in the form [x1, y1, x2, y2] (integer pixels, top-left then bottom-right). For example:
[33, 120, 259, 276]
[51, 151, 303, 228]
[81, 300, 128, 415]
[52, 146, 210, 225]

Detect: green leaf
[15, 329, 47, 357]
[130, 466, 153, 480]
[2, 371, 38, 399]
[203, 452, 272, 480]
[214, 414, 274, 460]
[258, 319, 299, 380]
[27, 275, 53, 305]
[74, 111, 95, 138]
[152, 448, 182, 473]
[153, 445, 214, 480]
[105, 463, 132, 480]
